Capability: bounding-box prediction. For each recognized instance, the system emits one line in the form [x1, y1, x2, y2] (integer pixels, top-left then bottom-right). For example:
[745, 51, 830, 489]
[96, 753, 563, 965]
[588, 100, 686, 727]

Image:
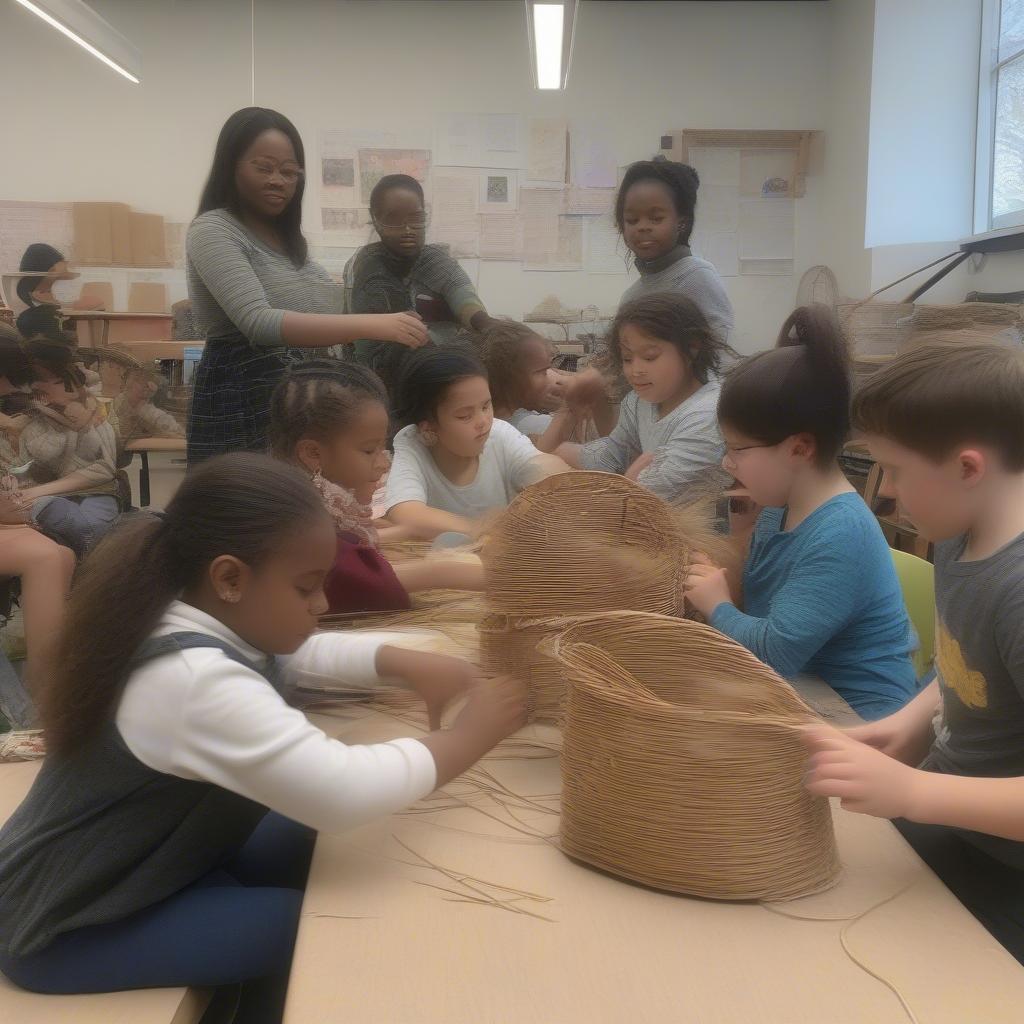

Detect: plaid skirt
[186, 337, 299, 467]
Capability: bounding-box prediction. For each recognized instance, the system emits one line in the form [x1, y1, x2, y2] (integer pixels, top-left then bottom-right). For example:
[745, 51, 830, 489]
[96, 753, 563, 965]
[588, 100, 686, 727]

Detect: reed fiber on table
[479, 472, 689, 721]
[545, 611, 840, 901]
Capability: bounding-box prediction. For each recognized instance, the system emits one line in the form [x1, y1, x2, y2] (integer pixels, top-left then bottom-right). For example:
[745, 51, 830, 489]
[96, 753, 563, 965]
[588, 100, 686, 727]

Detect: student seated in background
[16, 243, 104, 313]
[541, 292, 731, 508]
[18, 341, 119, 558]
[344, 174, 498, 388]
[683, 305, 916, 722]
[268, 359, 485, 614]
[480, 319, 614, 447]
[804, 342, 1024, 965]
[383, 347, 570, 541]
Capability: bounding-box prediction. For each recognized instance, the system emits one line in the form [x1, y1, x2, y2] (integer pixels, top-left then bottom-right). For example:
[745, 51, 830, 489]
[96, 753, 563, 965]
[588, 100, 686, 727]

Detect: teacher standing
[186, 107, 426, 465]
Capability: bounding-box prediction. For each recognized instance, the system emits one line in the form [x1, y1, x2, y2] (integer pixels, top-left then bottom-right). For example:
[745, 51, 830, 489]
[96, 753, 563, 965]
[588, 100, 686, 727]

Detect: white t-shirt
[115, 600, 437, 834]
[508, 408, 553, 437]
[385, 419, 541, 518]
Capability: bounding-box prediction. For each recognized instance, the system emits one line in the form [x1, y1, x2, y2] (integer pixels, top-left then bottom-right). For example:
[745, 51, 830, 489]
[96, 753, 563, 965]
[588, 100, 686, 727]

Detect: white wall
[865, 0, 980, 249]
[819, 0, 875, 301]
[0, 0, 834, 353]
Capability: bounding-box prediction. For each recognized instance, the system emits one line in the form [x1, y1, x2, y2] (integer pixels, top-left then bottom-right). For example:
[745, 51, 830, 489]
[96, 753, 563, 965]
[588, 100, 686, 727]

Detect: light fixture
[11, 0, 140, 83]
[526, 0, 578, 91]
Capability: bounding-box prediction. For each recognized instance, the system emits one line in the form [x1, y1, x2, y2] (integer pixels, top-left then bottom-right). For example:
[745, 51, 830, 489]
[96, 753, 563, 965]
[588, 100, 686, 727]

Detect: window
[978, 0, 1024, 232]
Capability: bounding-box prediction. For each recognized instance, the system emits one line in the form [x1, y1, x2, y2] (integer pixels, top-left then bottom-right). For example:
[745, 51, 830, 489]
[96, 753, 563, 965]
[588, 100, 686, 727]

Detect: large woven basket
[480, 473, 688, 720]
[546, 612, 840, 901]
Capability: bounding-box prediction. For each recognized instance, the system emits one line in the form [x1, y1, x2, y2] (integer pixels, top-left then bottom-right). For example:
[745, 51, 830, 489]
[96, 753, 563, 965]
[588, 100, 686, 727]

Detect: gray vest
[0, 631, 284, 957]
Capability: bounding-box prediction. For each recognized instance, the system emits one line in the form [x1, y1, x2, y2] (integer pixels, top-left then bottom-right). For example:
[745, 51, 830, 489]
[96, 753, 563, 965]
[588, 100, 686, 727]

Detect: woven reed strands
[546, 611, 840, 901]
[482, 472, 687, 617]
[479, 473, 691, 720]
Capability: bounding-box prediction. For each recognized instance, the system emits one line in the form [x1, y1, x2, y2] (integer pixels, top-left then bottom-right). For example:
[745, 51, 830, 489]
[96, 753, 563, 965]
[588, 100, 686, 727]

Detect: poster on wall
[357, 149, 432, 205]
[479, 169, 518, 211]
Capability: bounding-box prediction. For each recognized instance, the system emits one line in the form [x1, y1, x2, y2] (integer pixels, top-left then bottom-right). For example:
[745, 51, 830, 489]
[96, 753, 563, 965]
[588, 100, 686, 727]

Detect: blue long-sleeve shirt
[710, 492, 917, 720]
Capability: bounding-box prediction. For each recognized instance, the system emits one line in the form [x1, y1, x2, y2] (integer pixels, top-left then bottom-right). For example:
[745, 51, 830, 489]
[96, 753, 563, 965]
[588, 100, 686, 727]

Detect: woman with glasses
[341, 174, 496, 392]
[185, 108, 427, 466]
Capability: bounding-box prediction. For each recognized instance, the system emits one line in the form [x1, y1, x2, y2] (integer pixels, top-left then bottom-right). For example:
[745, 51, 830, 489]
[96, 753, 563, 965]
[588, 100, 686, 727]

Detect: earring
[419, 428, 438, 448]
[220, 591, 240, 604]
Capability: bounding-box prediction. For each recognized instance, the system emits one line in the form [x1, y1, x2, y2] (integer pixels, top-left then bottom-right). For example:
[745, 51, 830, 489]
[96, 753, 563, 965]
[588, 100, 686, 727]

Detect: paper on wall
[697, 185, 740, 234]
[319, 130, 396, 207]
[521, 188, 581, 271]
[434, 113, 523, 169]
[358, 149, 431, 205]
[479, 213, 522, 260]
[320, 207, 374, 248]
[563, 187, 615, 216]
[738, 199, 794, 260]
[585, 214, 627, 275]
[527, 117, 568, 183]
[569, 122, 617, 188]
[479, 169, 519, 211]
[429, 168, 480, 258]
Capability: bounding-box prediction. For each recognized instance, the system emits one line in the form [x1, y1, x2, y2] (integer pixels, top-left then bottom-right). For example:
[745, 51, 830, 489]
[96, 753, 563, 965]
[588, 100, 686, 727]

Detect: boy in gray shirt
[803, 341, 1024, 963]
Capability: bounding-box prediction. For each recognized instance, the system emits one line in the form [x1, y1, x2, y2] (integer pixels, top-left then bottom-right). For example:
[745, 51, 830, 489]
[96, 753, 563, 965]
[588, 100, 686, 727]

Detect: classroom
[1, 0, 1024, 1021]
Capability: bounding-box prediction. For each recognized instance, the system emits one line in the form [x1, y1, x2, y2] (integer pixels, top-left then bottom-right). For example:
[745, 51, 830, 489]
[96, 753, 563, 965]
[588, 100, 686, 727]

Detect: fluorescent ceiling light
[12, 0, 140, 83]
[526, 0, 578, 91]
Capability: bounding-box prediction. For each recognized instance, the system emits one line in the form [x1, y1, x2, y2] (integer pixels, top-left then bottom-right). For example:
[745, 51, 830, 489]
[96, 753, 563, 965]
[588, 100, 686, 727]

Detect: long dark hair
[718, 305, 852, 467]
[609, 293, 735, 386]
[40, 453, 328, 756]
[393, 346, 486, 428]
[615, 156, 700, 245]
[197, 107, 308, 267]
[268, 359, 388, 460]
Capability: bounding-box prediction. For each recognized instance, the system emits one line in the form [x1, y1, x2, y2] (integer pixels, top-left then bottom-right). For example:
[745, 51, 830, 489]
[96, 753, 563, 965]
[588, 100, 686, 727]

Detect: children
[682, 305, 916, 721]
[268, 359, 486, 613]
[113, 365, 184, 441]
[0, 453, 525, 1020]
[19, 343, 119, 557]
[803, 342, 1024, 963]
[615, 157, 734, 343]
[541, 293, 731, 507]
[384, 347, 570, 540]
[344, 174, 496, 375]
[482, 319, 617, 446]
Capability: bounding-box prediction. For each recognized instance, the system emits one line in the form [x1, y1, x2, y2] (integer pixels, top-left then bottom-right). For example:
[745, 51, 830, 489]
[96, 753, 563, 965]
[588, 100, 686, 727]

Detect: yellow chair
[891, 548, 935, 682]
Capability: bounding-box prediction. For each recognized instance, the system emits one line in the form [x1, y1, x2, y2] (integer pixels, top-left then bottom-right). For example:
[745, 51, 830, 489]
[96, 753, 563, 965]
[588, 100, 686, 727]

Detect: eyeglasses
[373, 214, 430, 232]
[247, 159, 304, 184]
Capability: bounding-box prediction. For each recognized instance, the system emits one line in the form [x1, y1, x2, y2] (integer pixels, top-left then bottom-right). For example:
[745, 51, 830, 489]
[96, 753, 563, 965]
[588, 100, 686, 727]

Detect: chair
[890, 548, 936, 682]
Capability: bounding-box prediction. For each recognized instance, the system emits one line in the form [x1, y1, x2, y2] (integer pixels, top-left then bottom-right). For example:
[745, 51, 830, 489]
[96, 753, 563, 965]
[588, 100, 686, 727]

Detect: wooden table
[285, 701, 1024, 1023]
[62, 310, 173, 346]
[124, 437, 187, 506]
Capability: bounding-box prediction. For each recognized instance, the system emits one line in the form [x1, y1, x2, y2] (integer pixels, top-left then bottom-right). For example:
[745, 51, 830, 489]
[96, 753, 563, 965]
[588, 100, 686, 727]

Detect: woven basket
[546, 612, 840, 901]
[482, 472, 686, 617]
[479, 473, 689, 720]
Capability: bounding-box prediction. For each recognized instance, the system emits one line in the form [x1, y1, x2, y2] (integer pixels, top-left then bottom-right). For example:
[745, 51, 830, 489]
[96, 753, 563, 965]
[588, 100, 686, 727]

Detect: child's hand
[682, 557, 731, 618]
[452, 674, 528, 747]
[843, 712, 934, 767]
[563, 368, 605, 412]
[624, 452, 654, 481]
[378, 648, 475, 729]
[802, 724, 926, 819]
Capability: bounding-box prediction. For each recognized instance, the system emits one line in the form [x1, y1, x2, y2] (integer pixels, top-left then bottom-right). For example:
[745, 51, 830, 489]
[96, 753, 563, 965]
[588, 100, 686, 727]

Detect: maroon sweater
[323, 533, 411, 614]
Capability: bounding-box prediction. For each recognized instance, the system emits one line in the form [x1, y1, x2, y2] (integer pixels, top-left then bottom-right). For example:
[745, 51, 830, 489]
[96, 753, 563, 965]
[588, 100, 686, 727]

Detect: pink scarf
[311, 471, 378, 547]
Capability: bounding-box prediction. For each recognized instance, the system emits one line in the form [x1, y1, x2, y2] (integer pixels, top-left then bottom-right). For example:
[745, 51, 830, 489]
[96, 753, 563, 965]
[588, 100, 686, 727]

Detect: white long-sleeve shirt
[115, 601, 437, 834]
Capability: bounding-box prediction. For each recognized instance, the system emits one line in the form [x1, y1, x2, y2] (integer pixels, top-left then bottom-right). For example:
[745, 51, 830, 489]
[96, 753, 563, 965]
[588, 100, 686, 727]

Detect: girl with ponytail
[682, 306, 918, 721]
[0, 452, 524, 1020]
